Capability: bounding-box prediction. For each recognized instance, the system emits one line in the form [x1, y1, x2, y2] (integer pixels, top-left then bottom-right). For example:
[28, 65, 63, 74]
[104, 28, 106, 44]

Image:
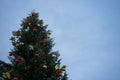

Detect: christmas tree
[0, 12, 68, 80]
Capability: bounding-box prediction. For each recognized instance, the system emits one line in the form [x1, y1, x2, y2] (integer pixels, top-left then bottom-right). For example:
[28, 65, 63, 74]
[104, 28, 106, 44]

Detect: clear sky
[0, 0, 120, 80]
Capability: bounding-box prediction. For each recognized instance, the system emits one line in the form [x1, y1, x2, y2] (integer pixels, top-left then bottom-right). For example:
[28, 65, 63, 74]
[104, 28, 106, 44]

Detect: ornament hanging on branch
[13, 77, 19, 80]
[47, 34, 50, 38]
[56, 71, 62, 76]
[20, 42, 24, 45]
[47, 30, 51, 35]
[55, 65, 60, 70]
[15, 43, 20, 47]
[61, 65, 66, 71]
[9, 52, 13, 56]
[34, 53, 40, 57]
[25, 21, 31, 26]
[15, 59, 20, 63]
[2, 72, 11, 79]
[39, 40, 45, 45]
[29, 45, 34, 50]
[43, 65, 47, 69]
[31, 12, 35, 16]
[25, 27, 30, 32]
[15, 56, 22, 63]
[33, 27, 37, 32]
[47, 30, 51, 38]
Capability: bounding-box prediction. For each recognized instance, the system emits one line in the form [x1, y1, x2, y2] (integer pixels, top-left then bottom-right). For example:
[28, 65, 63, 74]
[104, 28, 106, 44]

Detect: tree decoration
[47, 34, 51, 38]
[31, 12, 35, 16]
[34, 53, 39, 57]
[39, 40, 45, 45]
[2, 72, 11, 79]
[13, 77, 19, 80]
[56, 71, 62, 76]
[43, 65, 47, 68]
[47, 30, 51, 35]
[18, 56, 22, 60]
[15, 43, 20, 47]
[33, 27, 37, 32]
[28, 22, 31, 26]
[29, 45, 34, 50]
[62, 65, 66, 71]
[55, 65, 60, 70]
[25, 27, 30, 32]
[25, 21, 31, 26]
[15, 56, 22, 63]
[15, 59, 20, 63]
[9, 52, 13, 56]
[20, 42, 24, 45]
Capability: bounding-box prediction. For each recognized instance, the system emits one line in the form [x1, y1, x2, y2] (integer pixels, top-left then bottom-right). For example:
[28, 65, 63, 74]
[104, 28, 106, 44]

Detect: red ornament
[56, 71, 62, 76]
[15, 58, 20, 63]
[9, 52, 13, 56]
[33, 27, 37, 32]
[39, 40, 45, 45]
[18, 56, 22, 60]
[25, 21, 31, 26]
[34, 53, 39, 57]
[13, 77, 19, 80]
[31, 12, 35, 16]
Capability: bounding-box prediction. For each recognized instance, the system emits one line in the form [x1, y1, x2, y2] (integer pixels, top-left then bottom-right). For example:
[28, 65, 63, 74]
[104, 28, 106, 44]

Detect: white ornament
[29, 45, 34, 50]
[28, 22, 31, 26]
[52, 54, 56, 57]
[25, 27, 30, 32]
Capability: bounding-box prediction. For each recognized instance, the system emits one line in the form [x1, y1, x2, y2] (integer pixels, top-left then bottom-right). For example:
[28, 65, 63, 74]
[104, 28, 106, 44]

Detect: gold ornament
[47, 34, 51, 38]
[55, 65, 60, 70]
[47, 30, 51, 38]
[47, 30, 51, 35]
[43, 65, 47, 68]
[2, 72, 10, 79]
[62, 65, 66, 71]
[16, 43, 20, 47]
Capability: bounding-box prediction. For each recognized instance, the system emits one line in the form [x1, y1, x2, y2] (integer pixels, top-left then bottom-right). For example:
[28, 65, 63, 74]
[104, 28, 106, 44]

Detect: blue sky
[0, 0, 120, 80]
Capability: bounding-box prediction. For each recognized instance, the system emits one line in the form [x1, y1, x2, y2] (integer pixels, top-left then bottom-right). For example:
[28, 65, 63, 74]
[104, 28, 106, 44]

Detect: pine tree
[0, 12, 68, 80]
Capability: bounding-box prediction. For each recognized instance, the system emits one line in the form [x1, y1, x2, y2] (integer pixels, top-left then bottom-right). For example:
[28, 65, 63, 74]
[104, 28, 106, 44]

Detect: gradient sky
[0, 0, 120, 80]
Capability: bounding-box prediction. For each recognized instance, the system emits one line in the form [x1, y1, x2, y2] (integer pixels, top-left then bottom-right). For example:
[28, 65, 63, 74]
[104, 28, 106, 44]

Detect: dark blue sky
[0, 0, 120, 80]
